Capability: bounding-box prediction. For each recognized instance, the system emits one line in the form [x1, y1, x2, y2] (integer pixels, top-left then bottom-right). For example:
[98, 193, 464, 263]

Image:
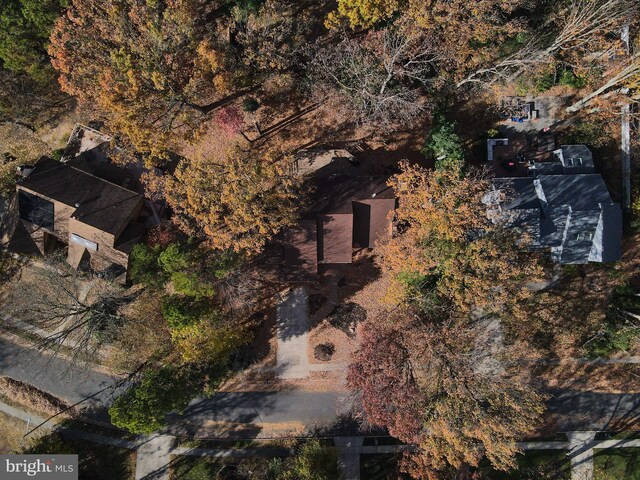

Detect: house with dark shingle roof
[9, 125, 162, 281]
[487, 145, 622, 264]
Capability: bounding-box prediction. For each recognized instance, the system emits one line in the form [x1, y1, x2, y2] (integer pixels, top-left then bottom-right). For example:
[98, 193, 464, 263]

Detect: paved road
[0, 337, 349, 434]
[167, 391, 348, 437]
[1, 336, 638, 437]
[0, 337, 117, 406]
[547, 389, 640, 431]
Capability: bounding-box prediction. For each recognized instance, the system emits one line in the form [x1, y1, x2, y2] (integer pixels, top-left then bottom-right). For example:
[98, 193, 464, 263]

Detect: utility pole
[622, 102, 631, 210]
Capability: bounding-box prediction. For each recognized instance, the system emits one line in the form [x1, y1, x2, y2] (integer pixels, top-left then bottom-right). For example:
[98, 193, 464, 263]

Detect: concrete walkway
[276, 287, 311, 379]
[567, 432, 596, 480]
[135, 435, 176, 480]
[335, 436, 364, 480]
[274, 275, 349, 380]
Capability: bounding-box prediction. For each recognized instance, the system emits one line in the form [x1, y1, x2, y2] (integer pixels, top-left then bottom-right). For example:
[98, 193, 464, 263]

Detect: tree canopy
[0, 0, 67, 82]
[49, 0, 233, 156]
[349, 161, 545, 478]
[380, 161, 541, 317]
[349, 317, 544, 480]
[164, 148, 299, 253]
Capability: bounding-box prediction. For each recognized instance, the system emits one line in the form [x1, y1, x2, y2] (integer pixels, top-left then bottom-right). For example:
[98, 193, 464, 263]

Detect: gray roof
[558, 210, 602, 264]
[596, 203, 623, 263]
[532, 161, 564, 175]
[492, 178, 540, 210]
[558, 145, 595, 173]
[491, 149, 621, 264]
[537, 175, 611, 210]
[539, 205, 571, 248]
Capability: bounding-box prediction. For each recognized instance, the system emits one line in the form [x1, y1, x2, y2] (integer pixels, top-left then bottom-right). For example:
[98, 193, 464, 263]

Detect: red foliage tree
[214, 105, 244, 137]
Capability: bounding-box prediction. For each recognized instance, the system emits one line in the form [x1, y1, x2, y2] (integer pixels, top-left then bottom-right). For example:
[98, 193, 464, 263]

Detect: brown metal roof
[285, 174, 396, 271]
[317, 214, 353, 264]
[304, 175, 394, 216]
[284, 220, 318, 275]
[353, 198, 395, 248]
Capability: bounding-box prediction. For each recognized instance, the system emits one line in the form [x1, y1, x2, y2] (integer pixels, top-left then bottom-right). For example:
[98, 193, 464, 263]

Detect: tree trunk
[566, 61, 640, 112]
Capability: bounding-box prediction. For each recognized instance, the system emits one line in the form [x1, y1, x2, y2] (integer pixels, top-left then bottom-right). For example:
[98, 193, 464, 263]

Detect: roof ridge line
[66, 162, 141, 196]
[72, 193, 141, 221]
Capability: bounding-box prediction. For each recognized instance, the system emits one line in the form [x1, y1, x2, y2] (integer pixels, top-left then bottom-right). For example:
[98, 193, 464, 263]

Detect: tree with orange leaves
[349, 160, 545, 478]
[48, 0, 236, 158]
[164, 147, 299, 254]
[349, 310, 544, 480]
[380, 161, 542, 317]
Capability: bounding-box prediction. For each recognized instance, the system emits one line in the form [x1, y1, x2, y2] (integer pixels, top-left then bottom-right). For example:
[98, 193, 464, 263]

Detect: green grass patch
[476, 449, 571, 480]
[360, 453, 407, 480]
[593, 447, 640, 480]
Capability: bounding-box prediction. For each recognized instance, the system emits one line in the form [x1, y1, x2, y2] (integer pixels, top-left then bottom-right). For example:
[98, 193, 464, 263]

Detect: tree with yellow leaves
[325, 0, 402, 30]
[164, 147, 299, 254]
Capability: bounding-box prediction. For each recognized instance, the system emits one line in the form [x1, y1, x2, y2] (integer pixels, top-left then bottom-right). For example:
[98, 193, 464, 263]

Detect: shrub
[563, 121, 611, 149]
[171, 271, 216, 298]
[50, 148, 65, 161]
[157, 244, 216, 297]
[161, 295, 209, 330]
[129, 244, 164, 287]
[172, 320, 245, 365]
[558, 70, 587, 89]
[157, 243, 191, 274]
[586, 284, 640, 357]
[273, 440, 338, 480]
[588, 325, 637, 358]
[487, 128, 499, 139]
[535, 71, 556, 92]
[242, 97, 260, 113]
[422, 118, 464, 172]
[109, 366, 195, 434]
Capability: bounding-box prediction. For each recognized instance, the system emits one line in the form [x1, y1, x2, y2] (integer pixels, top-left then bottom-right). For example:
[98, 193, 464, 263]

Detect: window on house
[70, 233, 98, 251]
[576, 232, 594, 241]
[18, 190, 54, 230]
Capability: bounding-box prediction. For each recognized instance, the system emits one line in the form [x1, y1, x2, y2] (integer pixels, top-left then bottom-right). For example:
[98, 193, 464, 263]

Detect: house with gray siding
[487, 145, 622, 264]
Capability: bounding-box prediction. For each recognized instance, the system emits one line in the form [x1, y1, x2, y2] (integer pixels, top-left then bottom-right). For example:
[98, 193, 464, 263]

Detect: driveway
[276, 287, 311, 379]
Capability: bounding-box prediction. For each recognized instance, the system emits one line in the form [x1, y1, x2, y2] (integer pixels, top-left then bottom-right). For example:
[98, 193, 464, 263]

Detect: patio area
[488, 131, 558, 178]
